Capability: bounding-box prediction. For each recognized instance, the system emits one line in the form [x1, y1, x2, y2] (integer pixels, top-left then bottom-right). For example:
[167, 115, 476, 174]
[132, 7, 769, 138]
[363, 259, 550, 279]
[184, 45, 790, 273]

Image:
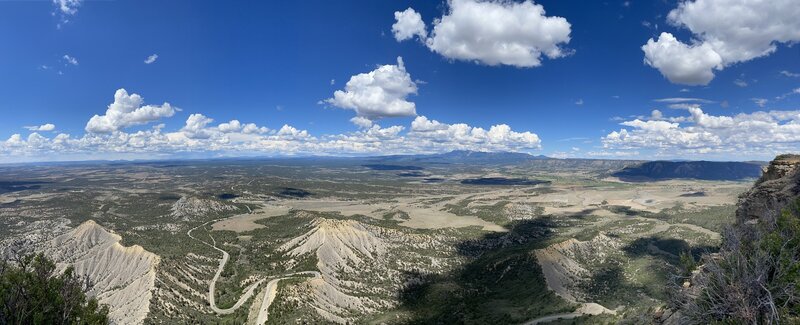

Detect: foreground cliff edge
[667, 154, 800, 324]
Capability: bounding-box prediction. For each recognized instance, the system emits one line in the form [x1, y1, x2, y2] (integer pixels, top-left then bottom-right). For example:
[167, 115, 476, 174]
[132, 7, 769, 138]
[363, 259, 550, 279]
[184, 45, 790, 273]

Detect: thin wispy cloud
[653, 97, 713, 104]
[751, 98, 768, 108]
[780, 70, 799, 78]
[24, 124, 56, 132]
[144, 54, 158, 64]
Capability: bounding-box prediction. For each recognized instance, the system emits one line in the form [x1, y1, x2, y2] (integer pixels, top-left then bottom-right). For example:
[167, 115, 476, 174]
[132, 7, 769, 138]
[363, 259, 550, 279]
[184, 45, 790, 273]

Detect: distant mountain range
[370, 150, 548, 165]
[612, 160, 765, 181]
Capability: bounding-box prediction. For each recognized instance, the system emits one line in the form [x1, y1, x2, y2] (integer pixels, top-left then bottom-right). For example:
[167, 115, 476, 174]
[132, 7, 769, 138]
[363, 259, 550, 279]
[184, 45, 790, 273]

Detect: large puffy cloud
[643, 0, 800, 85]
[392, 8, 427, 41]
[603, 106, 800, 158]
[394, 0, 572, 67]
[85, 89, 177, 133]
[324, 57, 417, 120]
[642, 33, 722, 85]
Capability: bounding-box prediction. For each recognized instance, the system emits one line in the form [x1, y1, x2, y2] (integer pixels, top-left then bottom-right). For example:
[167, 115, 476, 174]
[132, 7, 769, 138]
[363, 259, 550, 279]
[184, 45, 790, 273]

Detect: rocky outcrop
[735, 154, 800, 225]
[170, 196, 237, 221]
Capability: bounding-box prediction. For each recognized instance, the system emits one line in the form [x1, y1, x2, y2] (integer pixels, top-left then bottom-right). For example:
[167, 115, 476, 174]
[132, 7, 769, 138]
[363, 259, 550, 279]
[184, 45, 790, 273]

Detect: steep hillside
[273, 216, 458, 323]
[535, 233, 622, 306]
[613, 160, 763, 181]
[39, 220, 160, 325]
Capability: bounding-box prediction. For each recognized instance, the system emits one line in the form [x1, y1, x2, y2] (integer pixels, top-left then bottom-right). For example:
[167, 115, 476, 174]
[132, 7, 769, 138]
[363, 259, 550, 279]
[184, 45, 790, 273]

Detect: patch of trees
[0, 253, 109, 324]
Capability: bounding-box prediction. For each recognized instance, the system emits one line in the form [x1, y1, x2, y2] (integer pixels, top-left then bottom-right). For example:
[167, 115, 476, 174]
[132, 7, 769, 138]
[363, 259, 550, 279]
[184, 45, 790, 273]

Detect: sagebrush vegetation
[672, 199, 800, 323]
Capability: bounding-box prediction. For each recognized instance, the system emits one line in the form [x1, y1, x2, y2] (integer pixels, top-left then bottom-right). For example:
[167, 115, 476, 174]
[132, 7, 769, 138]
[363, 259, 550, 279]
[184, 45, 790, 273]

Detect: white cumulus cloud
[642, 33, 722, 85]
[350, 116, 374, 129]
[85, 89, 177, 133]
[408, 116, 541, 152]
[392, 8, 427, 41]
[324, 57, 417, 120]
[642, 0, 800, 85]
[394, 0, 572, 68]
[2, 90, 546, 162]
[603, 106, 800, 159]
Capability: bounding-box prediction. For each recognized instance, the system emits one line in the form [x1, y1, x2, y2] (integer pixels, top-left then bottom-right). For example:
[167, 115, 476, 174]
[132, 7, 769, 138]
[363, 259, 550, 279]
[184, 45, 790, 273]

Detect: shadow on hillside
[0, 180, 51, 194]
[623, 236, 718, 264]
[396, 218, 575, 324]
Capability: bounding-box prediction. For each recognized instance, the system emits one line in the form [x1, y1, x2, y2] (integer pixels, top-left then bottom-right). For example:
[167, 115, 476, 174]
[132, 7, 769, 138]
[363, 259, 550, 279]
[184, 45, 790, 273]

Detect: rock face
[39, 220, 160, 325]
[736, 154, 800, 225]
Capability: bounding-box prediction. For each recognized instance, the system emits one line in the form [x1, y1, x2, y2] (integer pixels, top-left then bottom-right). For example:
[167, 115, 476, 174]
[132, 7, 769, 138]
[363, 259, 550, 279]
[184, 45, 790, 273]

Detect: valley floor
[0, 160, 751, 324]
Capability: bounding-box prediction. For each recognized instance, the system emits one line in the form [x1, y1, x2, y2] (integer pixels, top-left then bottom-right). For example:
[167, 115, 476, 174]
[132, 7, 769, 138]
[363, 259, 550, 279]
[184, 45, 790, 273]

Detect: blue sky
[1, 0, 799, 162]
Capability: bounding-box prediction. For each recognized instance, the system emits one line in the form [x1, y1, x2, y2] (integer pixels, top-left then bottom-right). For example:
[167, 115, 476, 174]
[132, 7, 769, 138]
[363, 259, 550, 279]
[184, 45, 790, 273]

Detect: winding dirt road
[187, 220, 265, 314]
[520, 312, 583, 324]
[254, 271, 321, 325]
[188, 219, 321, 320]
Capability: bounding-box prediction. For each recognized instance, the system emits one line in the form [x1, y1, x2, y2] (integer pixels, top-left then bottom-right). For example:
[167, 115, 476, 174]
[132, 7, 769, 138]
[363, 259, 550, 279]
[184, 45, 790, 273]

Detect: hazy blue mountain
[612, 160, 764, 181]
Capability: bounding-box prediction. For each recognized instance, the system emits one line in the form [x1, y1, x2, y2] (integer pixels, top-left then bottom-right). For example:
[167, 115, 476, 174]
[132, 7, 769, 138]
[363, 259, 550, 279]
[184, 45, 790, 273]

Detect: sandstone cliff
[736, 154, 800, 225]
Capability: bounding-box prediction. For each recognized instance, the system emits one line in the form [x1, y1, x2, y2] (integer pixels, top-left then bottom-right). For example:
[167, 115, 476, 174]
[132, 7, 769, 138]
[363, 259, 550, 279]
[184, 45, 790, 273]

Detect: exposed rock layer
[39, 220, 160, 325]
[736, 154, 800, 225]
